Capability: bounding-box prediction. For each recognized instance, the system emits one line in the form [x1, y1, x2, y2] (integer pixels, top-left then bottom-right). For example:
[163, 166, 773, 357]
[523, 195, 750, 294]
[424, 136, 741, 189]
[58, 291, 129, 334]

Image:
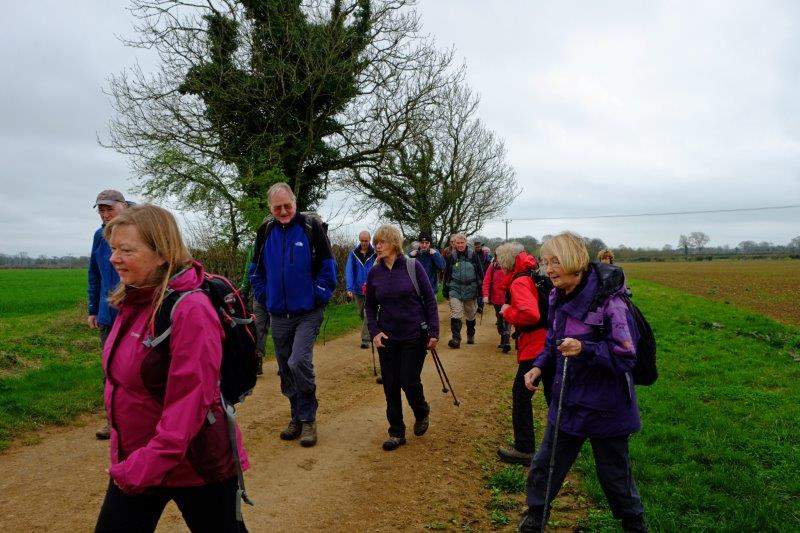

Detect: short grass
[574, 278, 800, 531]
[0, 269, 87, 318]
[0, 269, 363, 452]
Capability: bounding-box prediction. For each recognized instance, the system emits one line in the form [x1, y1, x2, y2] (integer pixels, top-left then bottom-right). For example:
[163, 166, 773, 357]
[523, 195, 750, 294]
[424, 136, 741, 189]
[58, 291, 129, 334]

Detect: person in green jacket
[442, 233, 485, 348]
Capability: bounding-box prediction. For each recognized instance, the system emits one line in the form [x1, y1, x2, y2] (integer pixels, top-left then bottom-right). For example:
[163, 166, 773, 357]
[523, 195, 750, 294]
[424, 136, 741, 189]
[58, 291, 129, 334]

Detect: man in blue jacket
[250, 182, 337, 448]
[345, 231, 376, 349]
[408, 231, 445, 293]
[87, 189, 128, 440]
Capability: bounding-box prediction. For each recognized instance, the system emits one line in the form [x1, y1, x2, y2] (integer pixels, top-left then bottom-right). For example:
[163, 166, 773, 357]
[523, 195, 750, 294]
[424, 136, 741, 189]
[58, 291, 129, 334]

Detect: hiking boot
[382, 436, 406, 451]
[299, 421, 317, 447]
[413, 414, 430, 436]
[280, 420, 302, 441]
[500, 334, 511, 353]
[518, 508, 543, 532]
[621, 515, 648, 533]
[466, 319, 476, 344]
[360, 341, 369, 349]
[449, 318, 462, 349]
[95, 423, 110, 440]
[498, 446, 532, 466]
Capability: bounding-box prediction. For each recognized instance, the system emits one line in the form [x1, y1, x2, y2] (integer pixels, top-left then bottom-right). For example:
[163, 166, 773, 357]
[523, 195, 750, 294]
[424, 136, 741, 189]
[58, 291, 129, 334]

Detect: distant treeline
[472, 235, 800, 262]
[0, 253, 90, 269]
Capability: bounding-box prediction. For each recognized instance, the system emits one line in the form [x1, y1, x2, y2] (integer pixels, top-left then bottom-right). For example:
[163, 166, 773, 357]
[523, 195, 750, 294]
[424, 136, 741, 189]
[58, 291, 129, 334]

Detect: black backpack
[507, 268, 554, 332]
[147, 273, 259, 404]
[589, 262, 658, 386]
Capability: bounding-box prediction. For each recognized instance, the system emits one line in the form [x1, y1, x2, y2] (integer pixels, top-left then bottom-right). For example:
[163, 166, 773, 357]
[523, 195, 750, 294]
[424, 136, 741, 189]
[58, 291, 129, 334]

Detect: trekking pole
[541, 346, 569, 533]
[370, 340, 377, 377]
[431, 347, 448, 393]
[430, 349, 460, 406]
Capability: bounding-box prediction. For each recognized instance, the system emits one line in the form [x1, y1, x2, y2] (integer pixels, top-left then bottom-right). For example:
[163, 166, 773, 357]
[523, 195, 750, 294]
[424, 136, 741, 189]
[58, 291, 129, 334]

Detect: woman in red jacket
[482, 253, 511, 352]
[496, 242, 550, 465]
[95, 204, 248, 533]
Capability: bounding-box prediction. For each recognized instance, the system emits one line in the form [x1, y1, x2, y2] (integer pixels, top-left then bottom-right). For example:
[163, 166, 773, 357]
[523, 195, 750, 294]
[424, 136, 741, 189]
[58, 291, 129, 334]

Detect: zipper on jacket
[281, 226, 288, 312]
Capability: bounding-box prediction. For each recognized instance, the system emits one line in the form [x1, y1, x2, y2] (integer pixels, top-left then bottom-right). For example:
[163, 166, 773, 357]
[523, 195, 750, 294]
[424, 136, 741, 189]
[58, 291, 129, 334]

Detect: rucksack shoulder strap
[143, 289, 202, 348]
[406, 258, 421, 299]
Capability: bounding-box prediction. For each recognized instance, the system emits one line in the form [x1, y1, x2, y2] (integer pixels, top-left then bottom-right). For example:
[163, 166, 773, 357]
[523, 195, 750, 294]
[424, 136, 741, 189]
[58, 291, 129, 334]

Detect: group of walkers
[86, 182, 648, 532]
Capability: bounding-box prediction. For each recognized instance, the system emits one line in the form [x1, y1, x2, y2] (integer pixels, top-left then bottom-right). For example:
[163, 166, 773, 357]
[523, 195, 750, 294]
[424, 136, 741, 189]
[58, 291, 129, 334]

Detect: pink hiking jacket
[103, 261, 249, 494]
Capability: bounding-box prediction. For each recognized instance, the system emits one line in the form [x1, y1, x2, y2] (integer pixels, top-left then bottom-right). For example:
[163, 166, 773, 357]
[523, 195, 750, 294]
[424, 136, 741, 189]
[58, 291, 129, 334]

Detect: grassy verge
[0, 300, 364, 452]
[575, 279, 800, 531]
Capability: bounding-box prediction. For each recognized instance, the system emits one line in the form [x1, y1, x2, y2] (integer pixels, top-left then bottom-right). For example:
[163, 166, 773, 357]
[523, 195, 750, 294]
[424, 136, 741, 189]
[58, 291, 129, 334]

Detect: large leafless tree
[344, 82, 519, 249]
[104, 0, 451, 246]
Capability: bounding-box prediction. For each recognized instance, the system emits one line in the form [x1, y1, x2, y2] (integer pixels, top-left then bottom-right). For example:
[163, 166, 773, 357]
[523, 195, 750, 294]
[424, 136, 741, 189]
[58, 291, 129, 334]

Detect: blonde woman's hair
[495, 242, 524, 272]
[597, 249, 615, 263]
[540, 232, 589, 275]
[373, 224, 404, 256]
[104, 204, 193, 329]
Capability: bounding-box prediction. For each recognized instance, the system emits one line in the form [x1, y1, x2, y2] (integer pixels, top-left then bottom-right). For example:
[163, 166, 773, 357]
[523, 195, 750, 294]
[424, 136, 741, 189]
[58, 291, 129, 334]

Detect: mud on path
[0, 304, 587, 532]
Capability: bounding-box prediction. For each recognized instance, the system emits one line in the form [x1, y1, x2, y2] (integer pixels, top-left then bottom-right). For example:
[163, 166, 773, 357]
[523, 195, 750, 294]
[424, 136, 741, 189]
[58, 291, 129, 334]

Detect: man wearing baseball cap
[87, 189, 128, 439]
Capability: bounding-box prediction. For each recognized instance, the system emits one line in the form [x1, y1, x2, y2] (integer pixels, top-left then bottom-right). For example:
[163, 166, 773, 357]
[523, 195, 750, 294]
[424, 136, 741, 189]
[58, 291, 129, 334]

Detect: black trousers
[493, 304, 510, 336]
[378, 338, 430, 438]
[525, 427, 644, 519]
[95, 477, 247, 533]
[511, 360, 553, 454]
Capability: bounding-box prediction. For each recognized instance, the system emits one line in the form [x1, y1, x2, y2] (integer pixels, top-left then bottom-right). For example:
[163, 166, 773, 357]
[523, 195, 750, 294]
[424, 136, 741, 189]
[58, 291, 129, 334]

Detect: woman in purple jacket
[365, 225, 440, 451]
[519, 232, 647, 533]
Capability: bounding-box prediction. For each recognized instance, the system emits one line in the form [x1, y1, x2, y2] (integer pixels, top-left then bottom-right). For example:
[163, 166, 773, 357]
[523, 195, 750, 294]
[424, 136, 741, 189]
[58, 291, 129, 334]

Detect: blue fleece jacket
[250, 214, 337, 315]
[408, 247, 446, 292]
[87, 226, 120, 326]
[344, 244, 376, 293]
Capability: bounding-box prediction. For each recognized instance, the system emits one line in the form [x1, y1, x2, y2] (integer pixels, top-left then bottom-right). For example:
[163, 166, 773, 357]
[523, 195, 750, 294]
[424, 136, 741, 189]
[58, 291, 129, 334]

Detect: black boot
[621, 515, 648, 533]
[466, 320, 476, 344]
[448, 318, 462, 349]
[500, 334, 511, 353]
[518, 507, 543, 532]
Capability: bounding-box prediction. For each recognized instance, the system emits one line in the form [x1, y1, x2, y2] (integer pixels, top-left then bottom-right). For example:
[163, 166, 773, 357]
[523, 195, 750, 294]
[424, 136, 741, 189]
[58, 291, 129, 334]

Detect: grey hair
[451, 233, 467, 242]
[495, 242, 524, 271]
[267, 182, 296, 204]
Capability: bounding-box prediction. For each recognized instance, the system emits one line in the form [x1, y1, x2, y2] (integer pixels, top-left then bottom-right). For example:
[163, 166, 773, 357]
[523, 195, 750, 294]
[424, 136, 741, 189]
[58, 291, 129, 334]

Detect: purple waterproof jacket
[534, 263, 641, 438]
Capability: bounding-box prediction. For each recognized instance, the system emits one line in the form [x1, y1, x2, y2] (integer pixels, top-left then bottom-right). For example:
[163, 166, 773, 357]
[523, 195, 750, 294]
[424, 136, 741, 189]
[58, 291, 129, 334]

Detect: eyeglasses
[541, 258, 561, 267]
[270, 203, 294, 214]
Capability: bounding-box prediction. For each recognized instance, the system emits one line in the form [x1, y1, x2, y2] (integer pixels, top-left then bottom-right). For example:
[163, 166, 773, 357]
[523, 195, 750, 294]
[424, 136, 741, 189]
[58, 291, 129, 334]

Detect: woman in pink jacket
[483, 253, 511, 352]
[95, 205, 248, 533]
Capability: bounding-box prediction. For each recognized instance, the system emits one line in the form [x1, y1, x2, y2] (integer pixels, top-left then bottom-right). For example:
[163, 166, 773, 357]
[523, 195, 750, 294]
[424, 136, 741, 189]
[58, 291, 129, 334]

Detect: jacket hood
[352, 243, 376, 256]
[510, 251, 539, 276]
[554, 262, 627, 322]
[589, 261, 627, 301]
[168, 260, 206, 292]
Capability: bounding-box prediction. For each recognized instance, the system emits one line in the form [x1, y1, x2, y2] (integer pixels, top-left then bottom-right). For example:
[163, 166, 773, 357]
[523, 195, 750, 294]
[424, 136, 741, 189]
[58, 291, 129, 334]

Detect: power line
[501, 204, 800, 222]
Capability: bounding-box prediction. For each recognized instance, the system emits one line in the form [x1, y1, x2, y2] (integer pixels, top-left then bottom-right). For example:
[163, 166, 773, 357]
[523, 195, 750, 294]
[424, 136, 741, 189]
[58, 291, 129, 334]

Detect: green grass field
[575, 279, 800, 531]
[0, 268, 363, 451]
[482, 275, 800, 531]
[0, 269, 87, 318]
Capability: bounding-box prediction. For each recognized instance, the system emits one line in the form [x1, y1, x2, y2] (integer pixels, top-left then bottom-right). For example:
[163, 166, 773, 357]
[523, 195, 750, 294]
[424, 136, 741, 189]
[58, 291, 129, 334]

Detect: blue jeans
[270, 307, 324, 423]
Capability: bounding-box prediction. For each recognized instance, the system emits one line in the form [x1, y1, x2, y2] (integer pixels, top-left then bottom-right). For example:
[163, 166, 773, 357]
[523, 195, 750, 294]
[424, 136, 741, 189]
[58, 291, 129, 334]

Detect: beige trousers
[449, 297, 477, 321]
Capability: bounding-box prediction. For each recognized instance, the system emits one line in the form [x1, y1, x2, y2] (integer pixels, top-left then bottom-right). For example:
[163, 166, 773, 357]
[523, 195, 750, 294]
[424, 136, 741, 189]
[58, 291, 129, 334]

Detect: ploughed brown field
[620, 259, 800, 326]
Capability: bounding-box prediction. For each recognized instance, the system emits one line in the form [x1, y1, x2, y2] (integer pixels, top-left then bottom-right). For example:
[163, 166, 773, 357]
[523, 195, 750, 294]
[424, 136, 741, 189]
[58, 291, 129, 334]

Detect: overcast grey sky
[1, 0, 799, 256]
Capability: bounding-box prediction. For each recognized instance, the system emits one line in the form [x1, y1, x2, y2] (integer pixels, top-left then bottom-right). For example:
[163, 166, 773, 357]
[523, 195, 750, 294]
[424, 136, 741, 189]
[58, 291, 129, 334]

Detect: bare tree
[344, 82, 518, 249]
[688, 231, 711, 252]
[104, 0, 450, 246]
[678, 234, 690, 257]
